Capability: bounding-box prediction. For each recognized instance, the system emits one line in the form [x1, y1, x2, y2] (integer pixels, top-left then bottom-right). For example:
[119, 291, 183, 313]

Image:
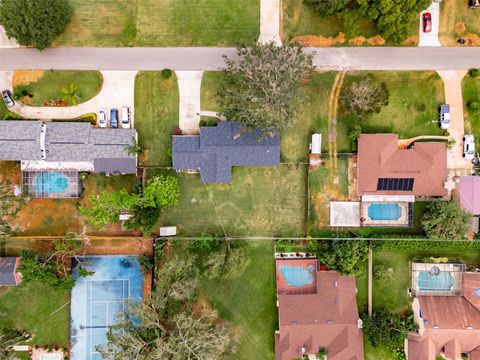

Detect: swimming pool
[417, 268, 454, 291]
[368, 203, 402, 221]
[70, 256, 143, 360]
[279, 264, 315, 287]
[33, 172, 69, 194]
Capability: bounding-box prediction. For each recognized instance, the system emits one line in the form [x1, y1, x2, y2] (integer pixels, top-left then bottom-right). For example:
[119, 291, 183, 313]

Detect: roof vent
[326, 320, 333, 324]
[475, 288, 480, 297]
[334, 281, 338, 287]
[467, 325, 474, 330]
[433, 325, 439, 329]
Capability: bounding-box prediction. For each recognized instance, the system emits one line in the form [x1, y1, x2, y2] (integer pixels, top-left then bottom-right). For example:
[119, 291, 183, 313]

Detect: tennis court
[70, 256, 143, 360]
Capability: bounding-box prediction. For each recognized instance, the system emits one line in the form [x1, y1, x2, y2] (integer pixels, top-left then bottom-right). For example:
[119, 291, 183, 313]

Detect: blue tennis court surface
[70, 256, 143, 360]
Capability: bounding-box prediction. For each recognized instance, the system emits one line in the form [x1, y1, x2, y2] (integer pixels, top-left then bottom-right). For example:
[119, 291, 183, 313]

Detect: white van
[121, 107, 131, 129]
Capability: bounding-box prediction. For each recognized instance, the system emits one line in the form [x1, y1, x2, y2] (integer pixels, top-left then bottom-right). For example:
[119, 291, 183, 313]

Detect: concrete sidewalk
[0, 26, 19, 48]
[0, 71, 137, 123]
[176, 71, 203, 134]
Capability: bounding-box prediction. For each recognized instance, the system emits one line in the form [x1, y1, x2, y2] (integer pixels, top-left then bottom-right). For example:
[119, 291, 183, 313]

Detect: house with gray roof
[0, 257, 21, 286]
[172, 122, 280, 183]
[0, 120, 138, 198]
[0, 120, 137, 174]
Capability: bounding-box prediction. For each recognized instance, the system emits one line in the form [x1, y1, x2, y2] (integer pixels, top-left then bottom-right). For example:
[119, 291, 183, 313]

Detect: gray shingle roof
[0, 257, 17, 286]
[0, 120, 137, 173]
[172, 122, 280, 183]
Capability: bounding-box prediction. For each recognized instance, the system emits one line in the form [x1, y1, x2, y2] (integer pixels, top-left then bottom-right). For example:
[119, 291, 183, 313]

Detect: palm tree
[61, 83, 79, 106]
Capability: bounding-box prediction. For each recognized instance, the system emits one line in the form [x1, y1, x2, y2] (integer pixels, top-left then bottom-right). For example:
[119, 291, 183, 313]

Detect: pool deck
[411, 262, 465, 296]
[276, 258, 318, 295]
[361, 202, 409, 227]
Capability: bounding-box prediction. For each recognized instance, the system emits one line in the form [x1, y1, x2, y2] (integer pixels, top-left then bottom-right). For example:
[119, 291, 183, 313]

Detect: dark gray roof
[172, 122, 280, 183]
[94, 158, 137, 174]
[0, 120, 137, 173]
[0, 257, 17, 286]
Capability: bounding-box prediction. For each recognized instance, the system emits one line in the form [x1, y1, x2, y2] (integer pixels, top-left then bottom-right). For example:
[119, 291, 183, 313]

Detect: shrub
[206, 119, 218, 126]
[138, 255, 154, 274]
[161, 69, 173, 79]
[469, 68, 479, 78]
[79, 172, 89, 180]
[467, 101, 480, 112]
[371, 239, 480, 251]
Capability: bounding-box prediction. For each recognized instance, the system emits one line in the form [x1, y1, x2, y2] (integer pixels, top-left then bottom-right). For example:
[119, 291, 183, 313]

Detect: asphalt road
[2, 47, 480, 71]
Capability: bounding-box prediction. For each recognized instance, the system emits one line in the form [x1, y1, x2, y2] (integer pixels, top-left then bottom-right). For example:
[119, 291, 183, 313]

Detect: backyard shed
[310, 133, 322, 154]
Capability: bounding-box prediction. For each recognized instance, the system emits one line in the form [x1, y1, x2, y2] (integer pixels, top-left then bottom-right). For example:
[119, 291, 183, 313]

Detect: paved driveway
[437, 70, 473, 180]
[176, 71, 203, 135]
[419, 2, 441, 47]
[258, 0, 282, 45]
[0, 71, 137, 125]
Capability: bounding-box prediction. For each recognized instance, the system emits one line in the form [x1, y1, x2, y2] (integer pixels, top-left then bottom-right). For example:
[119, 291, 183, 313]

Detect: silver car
[464, 134, 475, 160]
[98, 109, 108, 128]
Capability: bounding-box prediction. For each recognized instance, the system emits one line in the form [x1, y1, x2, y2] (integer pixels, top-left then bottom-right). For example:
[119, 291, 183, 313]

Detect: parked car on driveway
[464, 134, 475, 160]
[2, 90, 14, 107]
[98, 109, 108, 128]
[121, 106, 131, 129]
[110, 108, 119, 128]
[439, 104, 450, 130]
[422, 12, 432, 33]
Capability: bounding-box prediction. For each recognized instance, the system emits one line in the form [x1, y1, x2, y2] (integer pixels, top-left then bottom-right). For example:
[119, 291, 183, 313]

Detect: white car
[439, 104, 450, 130]
[464, 134, 475, 160]
[121, 106, 130, 129]
[98, 109, 108, 128]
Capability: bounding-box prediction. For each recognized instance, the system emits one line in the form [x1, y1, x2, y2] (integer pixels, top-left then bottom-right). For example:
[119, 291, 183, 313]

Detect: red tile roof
[275, 259, 363, 360]
[357, 134, 447, 197]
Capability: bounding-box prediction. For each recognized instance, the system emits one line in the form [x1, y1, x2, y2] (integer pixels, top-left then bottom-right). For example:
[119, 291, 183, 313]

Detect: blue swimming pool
[279, 265, 315, 287]
[33, 172, 69, 193]
[368, 203, 402, 221]
[70, 256, 143, 360]
[417, 268, 454, 291]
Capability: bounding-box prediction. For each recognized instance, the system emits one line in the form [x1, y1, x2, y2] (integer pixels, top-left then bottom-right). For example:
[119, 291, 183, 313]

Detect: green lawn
[202, 241, 276, 360]
[55, 0, 259, 46]
[337, 71, 445, 151]
[134, 72, 179, 167]
[0, 282, 70, 346]
[14, 70, 103, 107]
[200, 72, 223, 113]
[160, 165, 307, 237]
[463, 73, 480, 148]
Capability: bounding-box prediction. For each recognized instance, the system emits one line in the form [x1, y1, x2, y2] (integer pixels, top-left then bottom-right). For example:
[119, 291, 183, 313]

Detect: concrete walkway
[437, 70, 473, 181]
[0, 26, 19, 48]
[0, 71, 137, 123]
[258, 0, 282, 45]
[419, 2, 441, 47]
[176, 71, 203, 135]
[199, 111, 226, 121]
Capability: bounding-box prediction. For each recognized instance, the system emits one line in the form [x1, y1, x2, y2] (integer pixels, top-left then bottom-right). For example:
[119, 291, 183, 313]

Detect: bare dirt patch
[0, 161, 21, 184]
[349, 36, 366, 46]
[293, 33, 346, 46]
[83, 238, 153, 256]
[455, 21, 466, 35]
[403, 35, 419, 46]
[12, 70, 45, 87]
[464, 33, 480, 46]
[366, 35, 385, 45]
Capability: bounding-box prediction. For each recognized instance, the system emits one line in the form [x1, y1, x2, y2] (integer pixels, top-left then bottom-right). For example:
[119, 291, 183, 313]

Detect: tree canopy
[217, 42, 314, 136]
[341, 74, 389, 116]
[319, 240, 369, 276]
[305, 0, 431, 44]
[0, 0, 72, 50]
[421, 201, 470, 240]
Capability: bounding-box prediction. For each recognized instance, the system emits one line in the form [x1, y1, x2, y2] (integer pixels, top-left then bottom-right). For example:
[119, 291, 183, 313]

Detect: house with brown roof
[407, 263, 480, 360]
[275, 257, 364, 360]
[357, 134, 447, 199]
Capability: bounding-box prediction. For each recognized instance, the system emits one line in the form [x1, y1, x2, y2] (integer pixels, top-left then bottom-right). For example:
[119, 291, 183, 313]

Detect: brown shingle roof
[408, 272, 480, 360]
[275, 260, 364, 360]
[357, 134, 447, 196]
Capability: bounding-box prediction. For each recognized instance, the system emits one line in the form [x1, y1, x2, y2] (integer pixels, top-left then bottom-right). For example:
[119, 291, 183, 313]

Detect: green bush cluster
[199, 118, 218, 127]
[161, 69, 173, 79]
[469, 68, 479, 78]
[372, 239, 480, 251]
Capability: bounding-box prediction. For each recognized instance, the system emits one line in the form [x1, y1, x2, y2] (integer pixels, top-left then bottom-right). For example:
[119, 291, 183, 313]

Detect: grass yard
[463, 73, 480, 148]
[160, 165, 307, 237]
[55, 0, 259, 47]
[201, 72, 223, 113]
[338, 71, 445, 149]
[134, 72, 179, 166]
[308, 157, 349, 229]
[202, 241, 276, 360]
[0, 282, 70, 346]
[440, 0, 480, 46]
[13, 70, 103, 107]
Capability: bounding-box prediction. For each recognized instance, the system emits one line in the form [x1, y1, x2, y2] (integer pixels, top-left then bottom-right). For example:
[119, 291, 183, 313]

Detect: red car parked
[422, 12, 432, 33]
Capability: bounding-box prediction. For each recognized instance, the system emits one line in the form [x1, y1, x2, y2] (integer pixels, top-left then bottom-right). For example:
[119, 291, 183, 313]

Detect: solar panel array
[377, 178, 414, 191]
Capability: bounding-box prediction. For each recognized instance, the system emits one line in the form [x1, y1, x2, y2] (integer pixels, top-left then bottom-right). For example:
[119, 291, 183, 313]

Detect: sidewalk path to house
[419, 1, 441, 47]
[258, 0, 282, 45]
[437, 70, 472, 179]
[0, 26, 19, 48]
[4, 47, 480, 71]
[176, 71, 203, 135]
[0, 70, 137, 122]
